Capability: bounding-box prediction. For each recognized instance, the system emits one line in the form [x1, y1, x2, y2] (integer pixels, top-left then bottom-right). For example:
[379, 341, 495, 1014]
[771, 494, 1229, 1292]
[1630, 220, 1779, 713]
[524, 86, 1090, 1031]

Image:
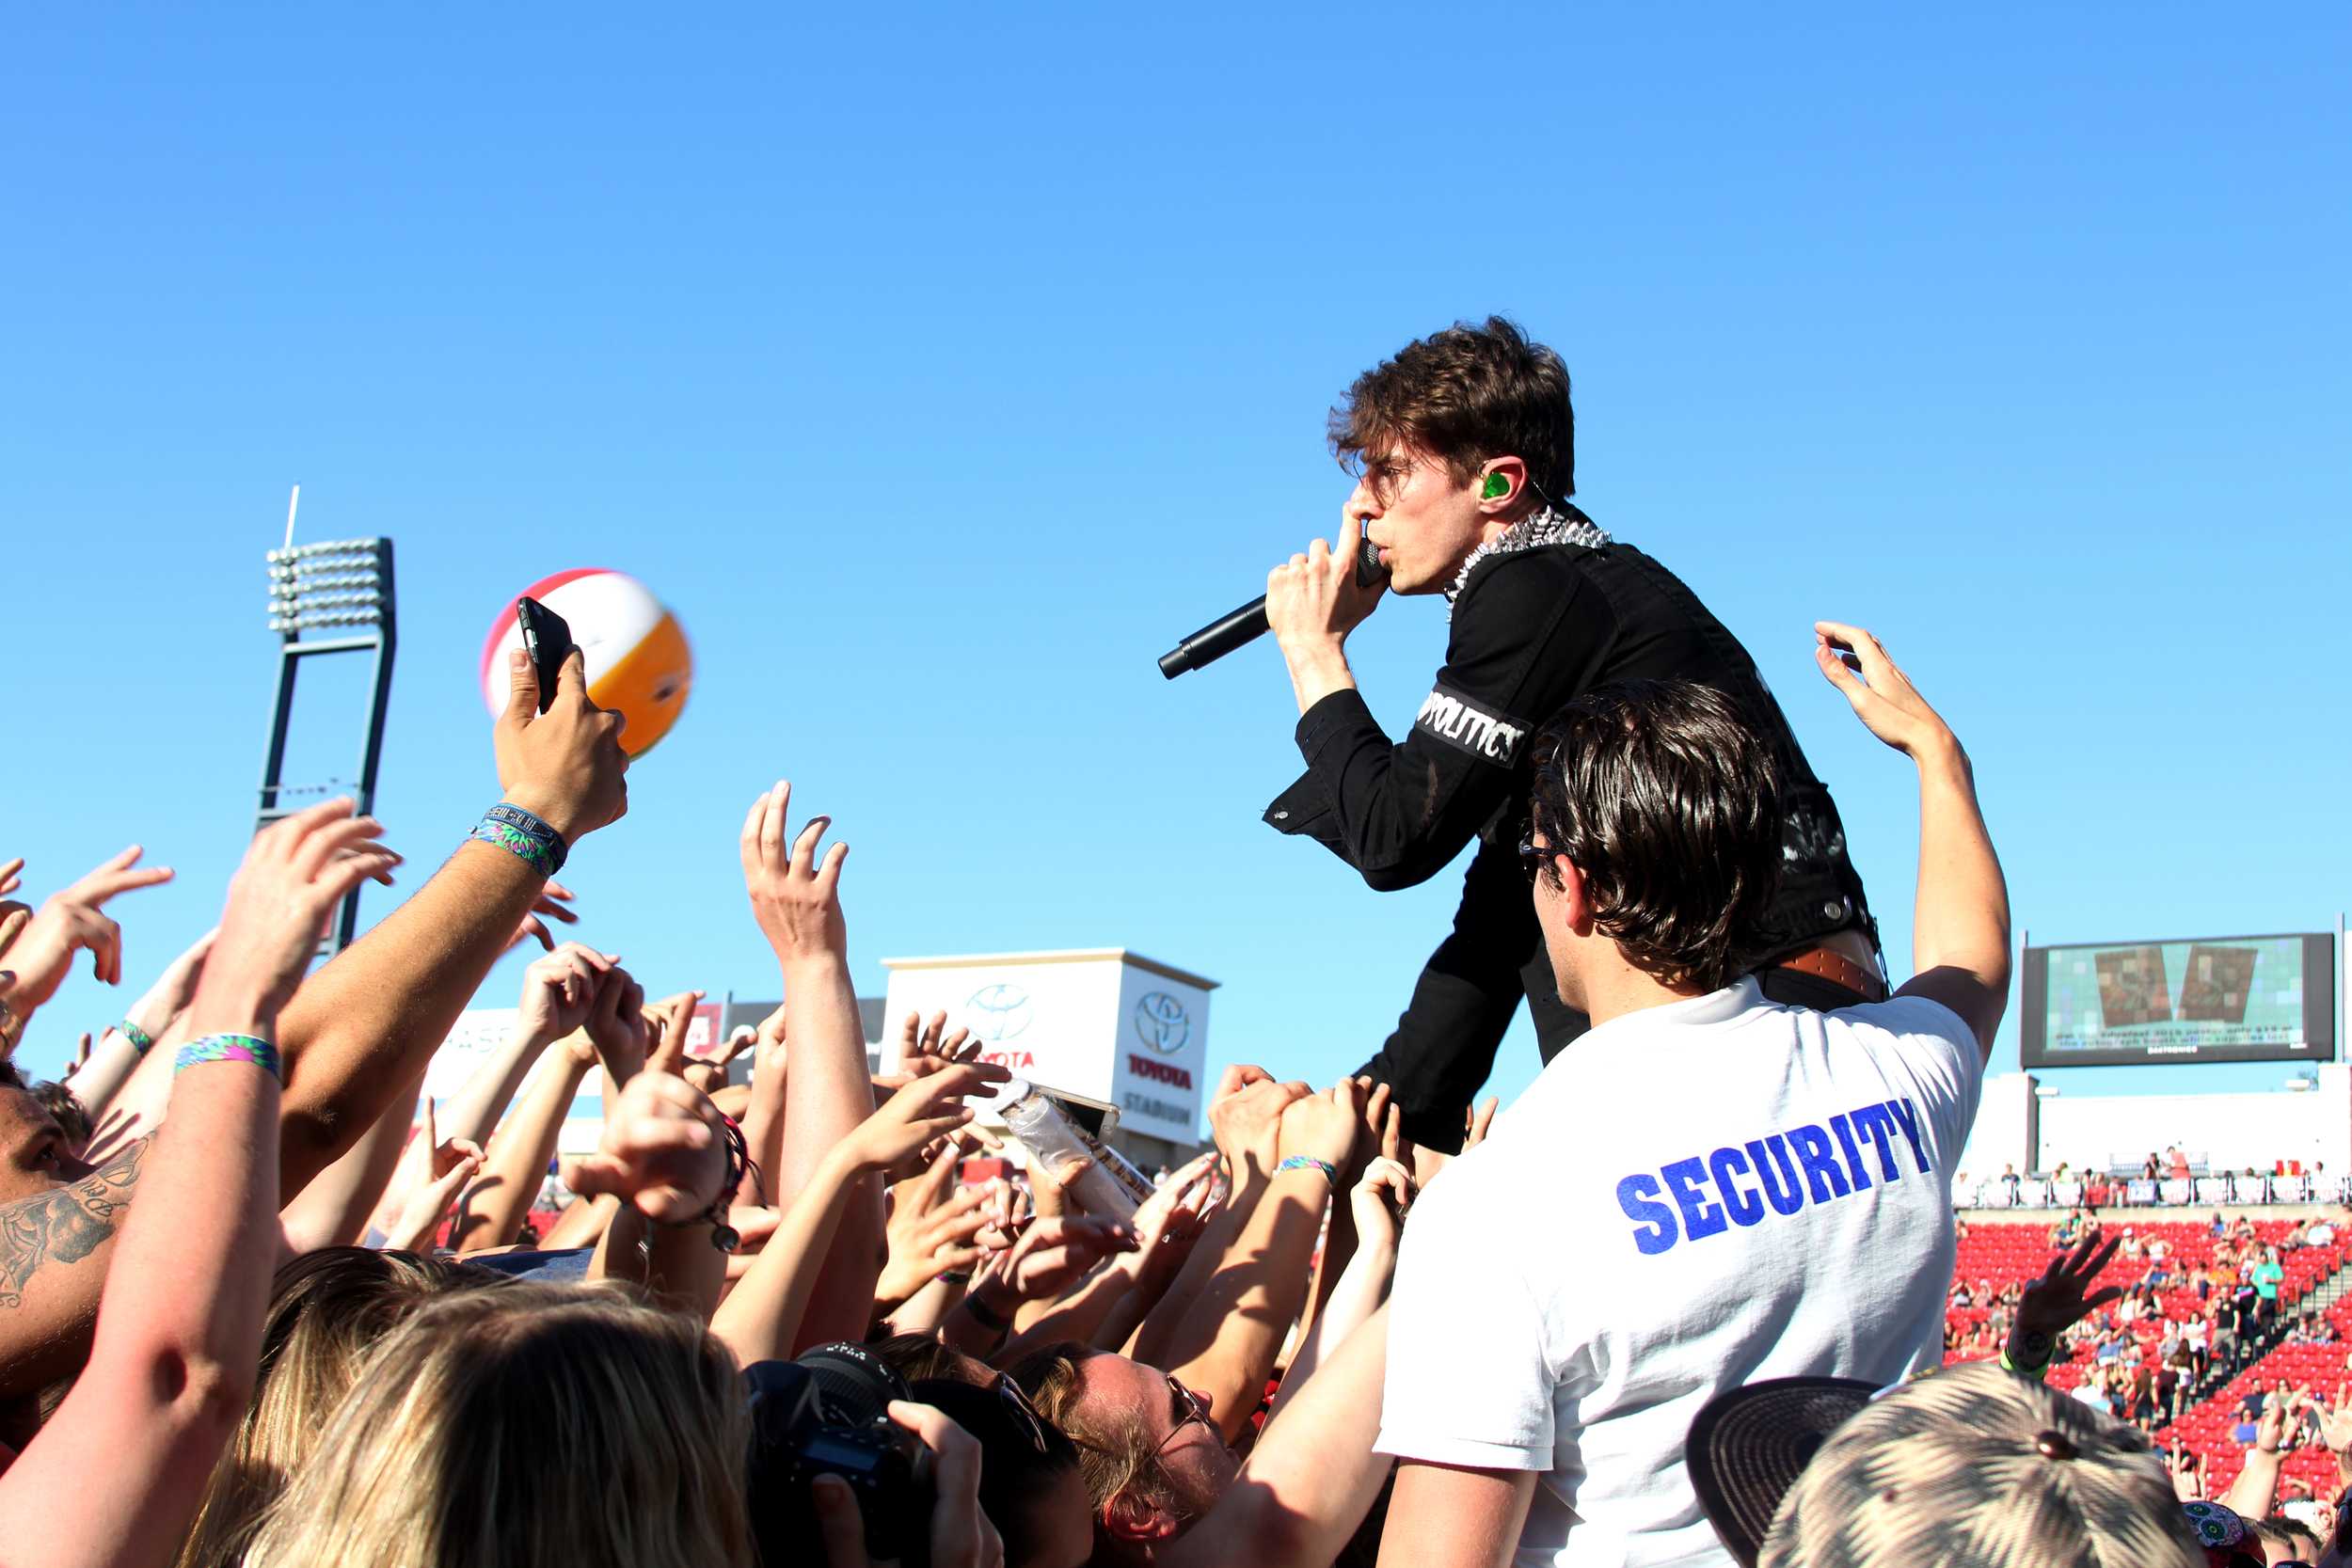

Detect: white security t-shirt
[1377, 980, 1982, 1568]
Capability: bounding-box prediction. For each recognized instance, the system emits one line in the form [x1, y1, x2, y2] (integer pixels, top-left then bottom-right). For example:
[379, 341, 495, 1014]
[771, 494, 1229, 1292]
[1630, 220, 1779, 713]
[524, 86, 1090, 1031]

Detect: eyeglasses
[1518, 833, 1559, 885]
[1151, 1374, 1218, 1461]
[993, 1374, 1050, 1455]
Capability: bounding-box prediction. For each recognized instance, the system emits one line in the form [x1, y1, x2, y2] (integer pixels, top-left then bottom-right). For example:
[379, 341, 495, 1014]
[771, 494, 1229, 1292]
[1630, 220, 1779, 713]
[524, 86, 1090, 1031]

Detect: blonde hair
[242, 1281, 752, 1568]
[178, 1247, 488, 1568]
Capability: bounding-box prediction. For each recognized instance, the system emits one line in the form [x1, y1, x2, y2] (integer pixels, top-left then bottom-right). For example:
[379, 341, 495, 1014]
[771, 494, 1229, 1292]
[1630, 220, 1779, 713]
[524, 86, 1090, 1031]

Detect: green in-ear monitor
[1481, 473, 1510, 499]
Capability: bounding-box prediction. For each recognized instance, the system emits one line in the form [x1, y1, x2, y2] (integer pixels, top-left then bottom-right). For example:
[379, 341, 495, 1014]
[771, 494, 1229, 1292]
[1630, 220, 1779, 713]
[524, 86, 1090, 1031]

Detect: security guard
[1263, 318, 1881, 1150]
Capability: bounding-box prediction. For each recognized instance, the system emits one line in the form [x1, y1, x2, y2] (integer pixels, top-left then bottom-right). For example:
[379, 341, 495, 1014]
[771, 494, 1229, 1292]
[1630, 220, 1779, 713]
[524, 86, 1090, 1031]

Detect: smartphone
[516, 596, 574, 714]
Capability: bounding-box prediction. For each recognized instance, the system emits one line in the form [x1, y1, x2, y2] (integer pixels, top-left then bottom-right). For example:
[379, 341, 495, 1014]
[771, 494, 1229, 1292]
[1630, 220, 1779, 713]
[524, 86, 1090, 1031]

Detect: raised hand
[1350, 1154, 1415, 1254]
[741, 782, 848, 963]
[993, 1214, 1138, 1302]
[837, 1066, 989, 1176]
[879, 1174, 1001, 1306]
[516, 942, 617, 1044]
[584, 963, 650, 1085]
[899, 1009, 981, 1069]
[1814, 622, 1956, 760]
[501, 879, 580, 954]
[0, 856, 27, 962]
[201, 800, 398, 1022]
[1208, 1065, 1308, 1177]
[2013, 1228, 2124, 1363]
[2318, 1383, 2352, 1453]
[4, 846, 177, 1007]
[375, 1095, 487, 1251]
[493, 646, 630, 843]
[1464, 1095, 1500, 1150]
[1279, 1080, 1367, 1171]
[643, 989, 707, 1078]
[1131, 1150, 1221, 1291]
[567, 1070, 729, 1223]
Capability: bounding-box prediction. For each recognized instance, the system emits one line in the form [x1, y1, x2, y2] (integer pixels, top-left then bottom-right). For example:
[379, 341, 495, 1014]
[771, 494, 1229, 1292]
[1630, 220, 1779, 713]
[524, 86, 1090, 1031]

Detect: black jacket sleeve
[1263, 549, 1616, 891]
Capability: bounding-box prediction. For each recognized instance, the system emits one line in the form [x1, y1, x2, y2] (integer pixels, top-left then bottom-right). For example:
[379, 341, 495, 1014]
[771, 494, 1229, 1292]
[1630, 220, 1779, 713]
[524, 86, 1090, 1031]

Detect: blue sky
[5, 5, 2347, 1122]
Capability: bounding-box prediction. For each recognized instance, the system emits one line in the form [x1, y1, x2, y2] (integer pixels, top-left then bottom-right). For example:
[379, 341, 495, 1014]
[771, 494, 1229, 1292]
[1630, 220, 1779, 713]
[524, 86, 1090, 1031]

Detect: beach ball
[480, 569, 691, 756]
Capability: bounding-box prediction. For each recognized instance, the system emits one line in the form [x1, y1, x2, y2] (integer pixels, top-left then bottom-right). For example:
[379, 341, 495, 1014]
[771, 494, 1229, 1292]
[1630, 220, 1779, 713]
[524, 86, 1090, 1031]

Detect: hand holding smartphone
[516, 597, 574, 716]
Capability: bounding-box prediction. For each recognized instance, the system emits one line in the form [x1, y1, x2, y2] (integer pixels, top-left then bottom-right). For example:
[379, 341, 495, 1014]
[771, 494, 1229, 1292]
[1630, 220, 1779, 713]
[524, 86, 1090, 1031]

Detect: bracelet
[119, 1019, 155, 1054]
[1275, 1155, 1339, 1185]
[174, 1034, 283, 1080]
[669, 1117, 752, 1252]
[1998, 1348, 2052, 1382]
[961, 1286, 1013, 1336]
[468, 802, 568, 877]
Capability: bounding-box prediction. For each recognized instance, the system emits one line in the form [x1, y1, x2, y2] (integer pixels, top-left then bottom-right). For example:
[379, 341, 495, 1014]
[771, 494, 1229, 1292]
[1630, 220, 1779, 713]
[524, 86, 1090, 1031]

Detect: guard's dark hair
[1329, 315, 1575, 504]
[1528, 679, 1784, 991]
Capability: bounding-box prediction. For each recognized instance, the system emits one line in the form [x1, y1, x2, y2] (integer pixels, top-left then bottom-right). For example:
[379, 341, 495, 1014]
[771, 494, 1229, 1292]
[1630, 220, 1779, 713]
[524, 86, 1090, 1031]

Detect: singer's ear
[1476, 456, 1530, 511]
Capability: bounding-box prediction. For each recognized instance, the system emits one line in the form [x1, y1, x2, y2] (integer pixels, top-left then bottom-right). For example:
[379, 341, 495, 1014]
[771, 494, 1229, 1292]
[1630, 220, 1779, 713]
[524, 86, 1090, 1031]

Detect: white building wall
[1958, 1072, 2036, 1186]
[2032, 1063, 2352, 1174]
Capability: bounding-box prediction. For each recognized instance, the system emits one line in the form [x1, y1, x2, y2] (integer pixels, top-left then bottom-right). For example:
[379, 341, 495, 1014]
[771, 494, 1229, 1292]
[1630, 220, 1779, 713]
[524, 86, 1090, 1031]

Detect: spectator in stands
[2211, 1211, 2228, 1239]
[2123, 1226, 2146, 1260]
[1375, 634, 2012, 1568]
[2075, 1366, 2117, 1415]
[2167, 1146, 2191, 1181]
[2143, 1152, 2163, 1182]
[1999, 1161, 2022, 1199]
[2053, 1207, 2084, 1247]
[2186, 1307, 2212, 1379]
[2253, 1248, 2286, 1326]
[2307, 1214, 2335, 1248]
[2086, 1169, 2113, 1209]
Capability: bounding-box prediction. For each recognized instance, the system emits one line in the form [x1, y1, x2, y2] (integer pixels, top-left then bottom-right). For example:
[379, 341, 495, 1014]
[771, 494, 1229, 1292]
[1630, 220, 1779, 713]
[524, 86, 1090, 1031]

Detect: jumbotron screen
[2020, 933, 2336, 1068]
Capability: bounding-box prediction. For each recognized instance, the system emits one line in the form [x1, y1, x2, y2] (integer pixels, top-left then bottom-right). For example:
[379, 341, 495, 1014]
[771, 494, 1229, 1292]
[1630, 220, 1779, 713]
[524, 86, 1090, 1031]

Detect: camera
[745, 1341, 930, 1567]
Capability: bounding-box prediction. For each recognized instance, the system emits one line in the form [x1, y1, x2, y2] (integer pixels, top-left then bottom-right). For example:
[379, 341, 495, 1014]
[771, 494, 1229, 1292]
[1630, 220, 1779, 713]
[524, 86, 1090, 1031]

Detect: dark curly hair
[1328, 315, 1575, 505]
[1528, 679, 1784, 991]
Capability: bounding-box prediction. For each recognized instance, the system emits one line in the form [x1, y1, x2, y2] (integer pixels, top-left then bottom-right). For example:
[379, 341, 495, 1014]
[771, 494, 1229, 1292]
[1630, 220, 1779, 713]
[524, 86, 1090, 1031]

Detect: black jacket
[1266, 535, 1873, 968]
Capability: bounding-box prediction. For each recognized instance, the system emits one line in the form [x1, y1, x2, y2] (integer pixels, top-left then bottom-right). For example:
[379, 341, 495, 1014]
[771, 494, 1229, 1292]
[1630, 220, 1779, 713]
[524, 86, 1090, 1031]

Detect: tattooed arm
[0, 798, 389, 1568]
[0, 1140, 149, 1402]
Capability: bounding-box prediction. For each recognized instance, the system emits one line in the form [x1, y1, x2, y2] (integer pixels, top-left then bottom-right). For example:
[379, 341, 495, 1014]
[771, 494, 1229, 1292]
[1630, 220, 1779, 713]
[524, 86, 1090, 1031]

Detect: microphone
[1158, 536, 1388, 679]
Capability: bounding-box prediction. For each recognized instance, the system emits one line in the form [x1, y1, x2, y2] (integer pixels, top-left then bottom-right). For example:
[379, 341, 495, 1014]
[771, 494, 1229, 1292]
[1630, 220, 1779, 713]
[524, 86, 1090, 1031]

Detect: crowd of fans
[1, 634, 2345, 1567]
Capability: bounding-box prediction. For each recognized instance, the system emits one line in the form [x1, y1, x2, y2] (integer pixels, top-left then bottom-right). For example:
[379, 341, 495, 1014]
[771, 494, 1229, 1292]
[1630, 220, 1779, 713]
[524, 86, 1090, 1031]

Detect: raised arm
[1165, 1085, 1359, 1442]
[274, 644, 628, 1193]
[62, 927, 215, 1118]
[450, 1035, 594, 1253]
[1168, 1306, 1397, 1568]
[0, 649, 626, 1402]
[710, 1065, 983, 1367]
[1816, 622, 2010, 1053]
[0, 799, 391, 1568]
[740, 783, 888, 1350]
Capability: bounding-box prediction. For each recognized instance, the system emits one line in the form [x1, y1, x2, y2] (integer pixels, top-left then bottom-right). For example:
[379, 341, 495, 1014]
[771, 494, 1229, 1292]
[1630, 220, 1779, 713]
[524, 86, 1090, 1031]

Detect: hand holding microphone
[1158, 515, 1390, 679]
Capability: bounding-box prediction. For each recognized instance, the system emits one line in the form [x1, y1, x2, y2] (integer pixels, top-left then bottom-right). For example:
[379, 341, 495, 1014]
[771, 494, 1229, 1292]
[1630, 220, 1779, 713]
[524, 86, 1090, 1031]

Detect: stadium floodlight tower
[257, 530, 397, 954]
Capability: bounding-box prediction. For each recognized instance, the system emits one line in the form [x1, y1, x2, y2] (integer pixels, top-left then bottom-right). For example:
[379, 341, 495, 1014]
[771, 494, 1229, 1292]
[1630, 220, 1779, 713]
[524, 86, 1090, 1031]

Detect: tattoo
[0, 1140, 149, 1308]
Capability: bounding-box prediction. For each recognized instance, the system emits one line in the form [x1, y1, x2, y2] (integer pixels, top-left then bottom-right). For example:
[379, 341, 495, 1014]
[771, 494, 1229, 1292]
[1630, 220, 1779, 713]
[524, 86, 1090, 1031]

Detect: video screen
[2021, 933, 2335, 1067]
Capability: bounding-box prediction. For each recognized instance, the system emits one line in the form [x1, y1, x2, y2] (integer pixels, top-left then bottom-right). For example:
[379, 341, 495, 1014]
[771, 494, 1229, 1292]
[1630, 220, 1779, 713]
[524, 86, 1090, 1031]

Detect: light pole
[257, 534, 398, 953]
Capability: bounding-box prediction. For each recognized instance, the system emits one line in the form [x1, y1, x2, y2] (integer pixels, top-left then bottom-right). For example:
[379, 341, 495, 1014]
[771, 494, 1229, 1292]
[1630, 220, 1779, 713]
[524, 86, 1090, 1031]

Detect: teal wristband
[1276, 1155, 1339, 1185]
[119, 1019, 155, 1054]
[174, 1034, 282, 1080]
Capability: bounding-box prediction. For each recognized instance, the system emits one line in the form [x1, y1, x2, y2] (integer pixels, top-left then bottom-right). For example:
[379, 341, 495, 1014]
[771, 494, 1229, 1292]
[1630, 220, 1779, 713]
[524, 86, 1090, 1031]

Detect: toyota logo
[1133, 991, 1190, 1055]
[963, 983, 1035, 1042]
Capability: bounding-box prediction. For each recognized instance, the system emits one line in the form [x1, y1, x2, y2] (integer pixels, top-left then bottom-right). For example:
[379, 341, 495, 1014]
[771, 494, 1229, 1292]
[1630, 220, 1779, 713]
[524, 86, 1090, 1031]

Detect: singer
[1261, 317, 1883, 1150]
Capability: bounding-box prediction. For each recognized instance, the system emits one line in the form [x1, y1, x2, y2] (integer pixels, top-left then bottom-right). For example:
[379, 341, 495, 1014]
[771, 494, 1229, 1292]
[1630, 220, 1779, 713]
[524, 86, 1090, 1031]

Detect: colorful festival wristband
[119, 1019, 155, 1054]
[469, 802, 568, 877]
[1275, 1155, 1339, 1186]
[174, 1034, 283, 1080]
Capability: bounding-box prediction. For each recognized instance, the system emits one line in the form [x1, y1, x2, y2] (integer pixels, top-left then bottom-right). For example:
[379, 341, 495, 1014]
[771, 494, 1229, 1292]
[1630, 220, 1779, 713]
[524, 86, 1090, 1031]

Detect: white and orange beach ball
[479, 569, 692, 756]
